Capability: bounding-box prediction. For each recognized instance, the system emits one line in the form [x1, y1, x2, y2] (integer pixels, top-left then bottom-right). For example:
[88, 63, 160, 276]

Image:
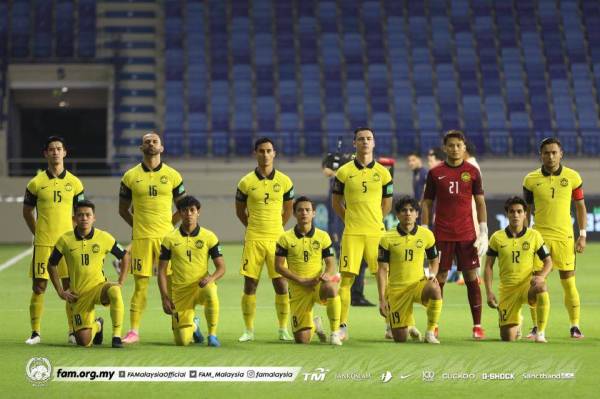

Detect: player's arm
[235, 186, 249, 227]
[331, 176, 345, 221]
[109, 241, 129, 286]
[381, 197, 392, 216]
[47, 247, 78, 302]
[157, 246, 174, 314]
[376, 245, 390, 318]
[171, 185, 187, 226]
[473, 194, 489, 256]
[118, 182, 134, 227]
[425, 244, 440, 281]
[522, 186, 534, 227]
[483, 253, 497, 308]
[22, 188, 37, 235]
[282, 199, 293, 226]
[381, 175, 393, 215]
[319, 245, 336, 282]
[199, 242, 226, 288]
[421, 171, 436, 226]
[574, 199, 587, 253]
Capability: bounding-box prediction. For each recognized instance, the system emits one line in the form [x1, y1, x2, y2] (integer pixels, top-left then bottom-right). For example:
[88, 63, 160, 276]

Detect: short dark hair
[428, 147, 445, 161]
[74, 199, 95, 213]
[504, 196, 528, 213]
[539, 137, 562, 152]
[443, 129, 466, 145]
[407, 151, 421, 159]
[353, 127, 374, 139]
[394, 196, 421, 213]
[293, 196, 315, 212]
[465, 140, 477, 157]
[254, 137, 275, 151]
[44, 136, 66, 151]
[176, 195, 201, 211]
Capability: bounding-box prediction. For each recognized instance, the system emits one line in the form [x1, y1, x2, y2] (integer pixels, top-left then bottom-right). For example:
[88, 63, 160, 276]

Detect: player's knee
[392, 333, 408, 343]
[272, 277, 288, 294]
[244, 277, 258, 294]
[427, 283, 442, 300]
[322, 282, 337, 298]
[294, 330, 310, 344]
[32, 283, 46, 295]
[76, 332, 92, 347]
[340, 274, 355, 288]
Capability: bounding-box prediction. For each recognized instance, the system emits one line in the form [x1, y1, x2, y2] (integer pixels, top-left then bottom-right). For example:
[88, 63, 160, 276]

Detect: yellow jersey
[276, 225, 334, 279]
[333, 159, 393, 235]
[378, 225, 437, 289]
[120, 162, 185, 239]
[487, 227, 549, 290]
[50, 227, 126, 294]
[236, 168, 294, 241]
[24, 169, 85, 246]
[159, 225, 222, 286]
[523, 165, 583, 240]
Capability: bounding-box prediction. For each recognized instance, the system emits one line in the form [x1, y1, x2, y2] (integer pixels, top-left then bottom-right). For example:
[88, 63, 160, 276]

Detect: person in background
[427, 147, 445, 170]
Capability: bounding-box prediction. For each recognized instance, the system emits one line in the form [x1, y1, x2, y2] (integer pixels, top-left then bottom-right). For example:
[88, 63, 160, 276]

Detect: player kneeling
[158, 196, 225, 347]
[377, 197, 442, 344]
[483, 197, 552, 343]
[48, 200, 128, 348]
[275, 196, 342, 345]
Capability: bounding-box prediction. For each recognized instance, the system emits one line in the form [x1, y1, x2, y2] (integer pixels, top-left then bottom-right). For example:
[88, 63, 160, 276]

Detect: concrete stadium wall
[1, 157, 598, 243]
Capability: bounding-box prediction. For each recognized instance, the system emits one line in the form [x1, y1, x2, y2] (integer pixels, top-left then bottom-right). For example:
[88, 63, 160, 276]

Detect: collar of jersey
[294, 224, 315, 238]
[443, 160, 465, 169]
[179, 225, 200, 237]
[541, 164, 563, 176]
[397, 224, 418, 236]
[74, 227, 95, 240]
[504, 226, 527, 239]
[141, 162, 163, 172]
[254, 168, 276, 180]
[45, 169, 67, 179]
[353, 159, 375, 169]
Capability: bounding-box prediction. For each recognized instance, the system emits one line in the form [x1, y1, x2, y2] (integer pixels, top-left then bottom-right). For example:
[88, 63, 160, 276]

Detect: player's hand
[299, 277, 319, 287]
[378, 300, 389, 318]
[428, 275, 439, 285]
[319, 273, 330, 283]
[161, 296, 174, 315]
[486, 292, 498, 309]
[576, 236, 586, 253]
[60, 289, 78, 303]
[531, 275, 545, 289]
[199, 276, 213, 288]
[474, 223, 489, 258]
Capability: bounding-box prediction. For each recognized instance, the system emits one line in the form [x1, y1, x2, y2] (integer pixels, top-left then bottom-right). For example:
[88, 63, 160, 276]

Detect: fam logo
[160, 175, 169, 184]
[302, 367, 329, 382]
[92, 244, 100, 254]
[522, 241, 530, 251]
[560, 178, 569, 187]
[64, 183, 73, 192]
[311, 241, 321, 250]
[26, 357, 52, 386]
[195, 240, 204, 249]
[273, 183, 282, 192]
[416, 239, 424, 248]
[373, 173, 381, 182]
[460, 172, 471, 183]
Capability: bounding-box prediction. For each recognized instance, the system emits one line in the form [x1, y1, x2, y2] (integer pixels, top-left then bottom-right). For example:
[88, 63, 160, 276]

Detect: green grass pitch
[0, 243, 598, 398]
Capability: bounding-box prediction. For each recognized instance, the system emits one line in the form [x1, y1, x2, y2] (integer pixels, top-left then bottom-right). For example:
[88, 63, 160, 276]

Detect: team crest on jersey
[160, 175, 168, 184]
[195, 240, 204, 249]
[460, 172, 471, 182]
[273, 183, 282, 192]
[65, 183, 73, 192]
[522, 241, 530, 251]
[416, 239, 424, 248]
[560, 178, 568, 187]
[373, 173, 381, 182]
[312, 241, 321, 250]
[92, 244, 100, 253]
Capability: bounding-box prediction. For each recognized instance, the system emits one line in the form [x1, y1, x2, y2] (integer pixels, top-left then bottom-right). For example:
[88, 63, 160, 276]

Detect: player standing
[23, 136, 85, 345]
[421, 130, 488, 339]
[523, 138, 587, 338]
[484, 197, 552, 342]
[158, 196, 225, 347]
[332, 128, 393, 340]
[377, 197, 442, 344]
[274, 196, 342, 345]
[47, 200, 128, 348]
[235, 137, 294, 342]
[118, 132, 186, 343]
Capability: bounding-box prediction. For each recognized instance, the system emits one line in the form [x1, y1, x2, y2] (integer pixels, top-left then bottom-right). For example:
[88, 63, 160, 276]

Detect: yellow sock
[130, 276, 149, 331]
[529, 305, 538, 328]
[241, 294, 256, 331]
[107, 285, 124, 337]
[30, 292, 44, 333]
[205, 286, 220, 336]
[536, 292, 550, 333]
[174, 326, 193, 346]
[65, 301, 74, 333]
[326, 296, 341, 332]
[85, 319, 100, 347]
[560, 276, 580, 326]
[339, 275, 355, 326]
[426, 299, 443, 332]
[275, 294, 290, 329]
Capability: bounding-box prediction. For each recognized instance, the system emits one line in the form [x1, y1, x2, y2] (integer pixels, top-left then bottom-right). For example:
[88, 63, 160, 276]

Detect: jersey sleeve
[522, 175, 534, 204]
[486, 233, 499, 257]
[73, 177, 85, 204]
[207, 232, 223, 259]
[572, 171, 584, 201]
[236, 177, 248, 202]
[283, 176, 295, 201]
[119, 173, 133, 200]
[534, 231, 551, 261]
[424, 230, 439, 260]
[24, 178, 38, 207]
[381, 167, 393, 198]
[332, 167, 346, 195]
[472, 167, 484, 195]
[275, 234, 289, 257]
[422, 170, 436, 201]
[159, 236, 172, 261]
[171, 170, 186, 198]
[108, 233, 126, 260]
[49, 236, 66, 265]
[322, 233, 334, 258]
[377, 236, 390, 263]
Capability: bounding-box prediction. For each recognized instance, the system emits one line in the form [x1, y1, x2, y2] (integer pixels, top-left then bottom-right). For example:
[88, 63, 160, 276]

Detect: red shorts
[437, 240, 479, 272]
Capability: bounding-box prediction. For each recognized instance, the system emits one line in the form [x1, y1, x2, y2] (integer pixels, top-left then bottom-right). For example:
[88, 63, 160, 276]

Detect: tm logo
[303, 367, 329, 382]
